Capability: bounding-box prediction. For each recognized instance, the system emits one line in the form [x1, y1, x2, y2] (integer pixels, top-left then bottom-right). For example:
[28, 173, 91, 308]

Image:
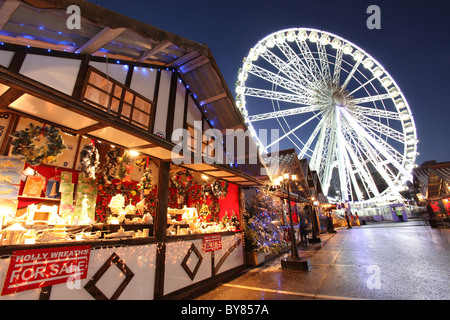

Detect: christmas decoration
[243, 187, 287, 253]
[10, 123, 67, 166]
[116, 150, 133, 182]
[94, 174, 142, 223]
[102, 148, 119, 183]
[211, 179, 228, 199]
[171, 168, 193, 205]
[80, 144, 100, 179]
[139, 167, 154, 193]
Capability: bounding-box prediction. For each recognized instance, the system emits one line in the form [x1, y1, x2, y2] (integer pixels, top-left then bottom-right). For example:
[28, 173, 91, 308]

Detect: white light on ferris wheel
[298, 30, 308, 41]
[308, 31, 319, 42]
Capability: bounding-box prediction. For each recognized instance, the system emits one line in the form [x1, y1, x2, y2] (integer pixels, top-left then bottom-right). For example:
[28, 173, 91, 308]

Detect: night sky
[90, 0, 450, 166]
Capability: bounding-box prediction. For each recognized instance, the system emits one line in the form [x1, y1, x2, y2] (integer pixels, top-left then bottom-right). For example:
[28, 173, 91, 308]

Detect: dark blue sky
[90, 0, 450, 165]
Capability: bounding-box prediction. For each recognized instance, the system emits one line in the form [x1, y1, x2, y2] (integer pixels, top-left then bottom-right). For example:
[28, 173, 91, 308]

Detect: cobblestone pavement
[195, 220, 450, 300]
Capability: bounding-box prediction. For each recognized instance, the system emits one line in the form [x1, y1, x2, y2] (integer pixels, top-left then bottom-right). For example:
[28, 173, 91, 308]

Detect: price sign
[203, 234, 222, 252]
[1, 245, 91, 296]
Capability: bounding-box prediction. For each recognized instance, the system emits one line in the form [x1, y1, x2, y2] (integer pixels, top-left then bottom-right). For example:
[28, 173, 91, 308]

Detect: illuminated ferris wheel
[235, 28, 418, 202]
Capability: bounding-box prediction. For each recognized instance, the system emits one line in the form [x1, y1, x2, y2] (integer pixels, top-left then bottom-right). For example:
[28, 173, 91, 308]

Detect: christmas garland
[10, 123, 67, 166]
[80, 144, 100, 179]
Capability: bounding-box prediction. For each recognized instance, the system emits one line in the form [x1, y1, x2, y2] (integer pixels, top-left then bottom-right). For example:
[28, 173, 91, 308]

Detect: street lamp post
[276, 173, 311, 271]
[308, 198, 322, 243]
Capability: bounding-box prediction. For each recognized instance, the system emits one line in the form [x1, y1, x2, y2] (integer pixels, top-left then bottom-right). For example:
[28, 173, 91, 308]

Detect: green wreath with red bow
[10, 123, 67, 166]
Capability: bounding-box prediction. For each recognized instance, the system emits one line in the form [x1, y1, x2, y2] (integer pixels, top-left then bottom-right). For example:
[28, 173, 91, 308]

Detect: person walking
[299, 215, 309, 244]
[345, 211, 352, 229]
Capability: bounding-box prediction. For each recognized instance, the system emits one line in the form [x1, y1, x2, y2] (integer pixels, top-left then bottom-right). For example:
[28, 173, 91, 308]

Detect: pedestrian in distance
[396, 209, 404, 222]
[345, 211, 352, 229]
[299, 215, 309, 244]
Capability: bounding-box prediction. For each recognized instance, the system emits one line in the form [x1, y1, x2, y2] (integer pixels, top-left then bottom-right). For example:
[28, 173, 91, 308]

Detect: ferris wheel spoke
[340, 108, 412, 179]
[248, 64, 310, 96]
[335, 106, 351, 201]
[259, 48, 316, 90]
[295, 38, 329, 86]
[342, 120, 399, 194]
[342, 142, 365, 201]
[365, 129, 404, 163]
[310, 115, 331, 170]
[332, 46, 344, 86]
[349, 93, 391, 105]
[265, 110, 325, 149]
[320, 112, 338, 195]
[247, 103, 323, 122]
[340, 123, 382, 197]
[350, 112, 405, 143]
[243, 87, 315, 106]
[274, 40, 323, 89]
[341, 59, 362, 90]
[298, 109, 331, 159]
[316, 41, 332, 83]
[348, 76, 377, 95]
[347, 104, 401, 120]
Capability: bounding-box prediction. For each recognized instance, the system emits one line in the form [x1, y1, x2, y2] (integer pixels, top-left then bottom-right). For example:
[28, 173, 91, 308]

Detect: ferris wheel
[235, 28, 418, 202]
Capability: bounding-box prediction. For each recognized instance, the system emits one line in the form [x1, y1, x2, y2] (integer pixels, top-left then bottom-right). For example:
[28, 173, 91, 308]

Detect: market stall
[0, 0, 263, 299]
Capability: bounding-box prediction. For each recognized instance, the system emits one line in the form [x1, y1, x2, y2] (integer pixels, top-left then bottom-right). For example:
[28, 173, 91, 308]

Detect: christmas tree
[243, 187, 287, 253]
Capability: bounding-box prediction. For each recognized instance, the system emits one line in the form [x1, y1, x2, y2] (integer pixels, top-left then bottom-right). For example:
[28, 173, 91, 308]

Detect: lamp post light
[276, 173, 311, 271]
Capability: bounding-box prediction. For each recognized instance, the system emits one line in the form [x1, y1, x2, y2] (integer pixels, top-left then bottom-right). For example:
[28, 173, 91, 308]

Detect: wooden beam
[166, 50, 200, 67]
[76, 122, 106, 135]
[74, 27, 126, 55]
[199, 91, 227, 106]
[0, 87, 23, 109]
[134, 41, 172, 62]
[180, 55, 209, 73]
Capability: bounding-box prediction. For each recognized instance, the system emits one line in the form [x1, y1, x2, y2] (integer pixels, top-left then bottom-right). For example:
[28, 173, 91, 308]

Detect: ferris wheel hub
[332, 91, 348, 107]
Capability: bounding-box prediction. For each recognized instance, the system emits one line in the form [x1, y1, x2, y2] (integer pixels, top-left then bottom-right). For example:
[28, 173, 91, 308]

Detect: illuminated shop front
[413, 161, 450, 227]
[0, 0, 263, 299]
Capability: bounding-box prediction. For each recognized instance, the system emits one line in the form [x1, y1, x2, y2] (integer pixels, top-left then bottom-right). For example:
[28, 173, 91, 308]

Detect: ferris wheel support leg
[340, 131, 380, 199]
[335, 106, 349, 201]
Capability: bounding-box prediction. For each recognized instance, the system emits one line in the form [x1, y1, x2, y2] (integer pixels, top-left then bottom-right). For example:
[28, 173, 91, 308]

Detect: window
[82, 66, 153, 130]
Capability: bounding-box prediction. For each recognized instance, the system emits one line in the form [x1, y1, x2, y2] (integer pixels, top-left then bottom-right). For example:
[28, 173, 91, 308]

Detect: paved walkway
[195, 220, 450, 300]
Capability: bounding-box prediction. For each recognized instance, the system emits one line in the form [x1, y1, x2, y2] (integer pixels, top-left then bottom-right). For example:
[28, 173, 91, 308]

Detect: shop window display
[0, 119, 242, 247]
[167, 164, 240, 236]
[0, 120, 160, 246]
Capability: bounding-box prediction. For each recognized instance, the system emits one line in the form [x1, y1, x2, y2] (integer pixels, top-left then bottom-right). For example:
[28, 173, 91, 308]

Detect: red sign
[1, 245, 91, 296]
[203, 234, 222, 252]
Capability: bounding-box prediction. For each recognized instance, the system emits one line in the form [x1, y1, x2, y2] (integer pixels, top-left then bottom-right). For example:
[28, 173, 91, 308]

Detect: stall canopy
[0, 0, 265, 186]
[265, 148, 327, 203]
[413, 161, 450, 200]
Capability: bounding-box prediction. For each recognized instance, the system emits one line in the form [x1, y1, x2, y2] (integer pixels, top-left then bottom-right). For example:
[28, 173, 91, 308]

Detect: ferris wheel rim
[236, 27, 418, 202]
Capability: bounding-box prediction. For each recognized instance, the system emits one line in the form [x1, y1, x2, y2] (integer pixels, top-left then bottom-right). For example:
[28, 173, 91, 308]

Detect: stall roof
[0, 0, 246, 132]
[413, 161, 450, 200]
[265, 148, 320, 202]
[0, 0, 265, 186]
